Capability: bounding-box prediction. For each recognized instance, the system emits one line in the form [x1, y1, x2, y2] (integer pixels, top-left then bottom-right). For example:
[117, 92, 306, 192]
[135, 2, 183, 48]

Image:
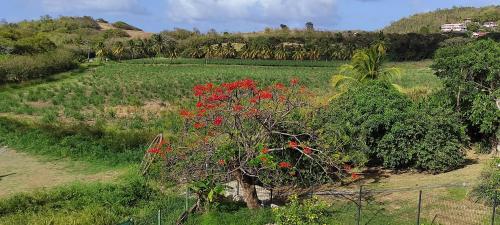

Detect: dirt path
[0, 147, 122, 198]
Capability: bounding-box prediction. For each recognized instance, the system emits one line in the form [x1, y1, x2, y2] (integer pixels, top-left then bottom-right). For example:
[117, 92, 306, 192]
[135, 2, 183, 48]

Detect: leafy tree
[431, 39, 499, 152]
[467, 22, 481, 32]
[305, 22, 314, 31]
[162, 79, 345, 209]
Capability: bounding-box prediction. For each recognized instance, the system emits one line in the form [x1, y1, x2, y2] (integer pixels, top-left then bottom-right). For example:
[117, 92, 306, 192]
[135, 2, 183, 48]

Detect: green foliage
[432, 39, 499, 150]
[0, 175, 158, 225]
[0, 49, 78, 83]
[273, 195, 331, 225]
[332, 42, 400, 88]
[102, 29, 130, 39]
[383, 6, 500, 33]
[316, 81, 466, 172]
[189, 177, 227, 209]
[471, 158, 500, 205]
[112, 21, 142, 31]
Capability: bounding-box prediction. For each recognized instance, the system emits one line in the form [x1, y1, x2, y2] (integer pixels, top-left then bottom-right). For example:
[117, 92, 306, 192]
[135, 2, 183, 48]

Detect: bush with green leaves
[273, 195, 331, 225]
[0, 49, 78, 83]
[112, 21, 142, 31]
[471, 157, 500, 205]
[315, 81, 466, 172]
[431, 39, 499, 152]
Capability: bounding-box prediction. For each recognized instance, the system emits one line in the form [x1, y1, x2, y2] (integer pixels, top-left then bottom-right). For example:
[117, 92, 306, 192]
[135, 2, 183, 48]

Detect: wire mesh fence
[118, 183, 498, 225]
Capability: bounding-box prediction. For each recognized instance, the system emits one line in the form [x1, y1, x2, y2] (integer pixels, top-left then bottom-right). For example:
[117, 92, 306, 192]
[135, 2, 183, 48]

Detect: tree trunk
[233, 170, 261, 209]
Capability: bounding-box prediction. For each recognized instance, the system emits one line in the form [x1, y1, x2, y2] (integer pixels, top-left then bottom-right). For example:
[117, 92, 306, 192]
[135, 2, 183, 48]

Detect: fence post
[185, 187, 189, 212]
[356, 185, 363, 225]
[492, 191, 497, 225]
[157, 209, 161, 225]
[236, 180, 240, 196]
[270, 188, 273, 205]
[416, 190, 422, 225]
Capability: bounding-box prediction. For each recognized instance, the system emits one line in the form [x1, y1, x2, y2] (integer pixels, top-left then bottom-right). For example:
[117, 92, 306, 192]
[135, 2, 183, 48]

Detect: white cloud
[41, 0, 148, 14]
[166, 0, 338, 25]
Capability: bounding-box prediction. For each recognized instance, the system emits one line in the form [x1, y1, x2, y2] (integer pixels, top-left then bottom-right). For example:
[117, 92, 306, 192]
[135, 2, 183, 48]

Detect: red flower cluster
[261, 147, 269, 154]
[218, 159, 225, 165]
[213, 116, 223, 126]
[290, 78, 299, 86]
[289, 141, 299, 148]
[303, 146, 312, 155]
[351, 173, 361, 180]
[278, 162, 292, 168]
[275, 83, 285, 90]
[193, 83, 214, 96]
[257, 90, 273, 99]
[233, 104, 244, 112]
[180, 109, 193, 119]
[194, 122, 205, 129]
[147, 148, 161, 154]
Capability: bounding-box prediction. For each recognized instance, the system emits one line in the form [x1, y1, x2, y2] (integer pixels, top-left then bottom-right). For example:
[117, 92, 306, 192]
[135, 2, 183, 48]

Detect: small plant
[273, 195, 331, 225]
[189, 177, 227, 211]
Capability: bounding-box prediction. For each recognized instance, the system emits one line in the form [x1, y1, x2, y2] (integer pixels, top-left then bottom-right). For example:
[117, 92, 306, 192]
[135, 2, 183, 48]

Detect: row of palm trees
[93, 36, 360, 62]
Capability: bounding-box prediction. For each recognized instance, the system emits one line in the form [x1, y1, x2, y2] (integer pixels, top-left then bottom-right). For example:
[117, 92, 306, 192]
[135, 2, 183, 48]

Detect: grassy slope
[383, 6, 500, 33]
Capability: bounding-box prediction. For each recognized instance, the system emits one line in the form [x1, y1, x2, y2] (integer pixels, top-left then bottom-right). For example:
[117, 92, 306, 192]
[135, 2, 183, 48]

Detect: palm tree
[95, 41, 107, 62]
[222, 43, 236, 58]
[202, 45, 215, 64]
[151, 34, 165, 57]
[189, 47, 205, 58]
[331, 42, 400, 87]
[112, 42, 124, 61]
[274, 45, 288, 60]
[292, 48, 306, 60]
[308, 48, 320, 61]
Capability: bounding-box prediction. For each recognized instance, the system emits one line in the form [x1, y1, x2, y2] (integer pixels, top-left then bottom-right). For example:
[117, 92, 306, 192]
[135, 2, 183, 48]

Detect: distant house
[472, 32, 488, 38]
[441, 23, 467, 32]
[483, 21, 498, 29]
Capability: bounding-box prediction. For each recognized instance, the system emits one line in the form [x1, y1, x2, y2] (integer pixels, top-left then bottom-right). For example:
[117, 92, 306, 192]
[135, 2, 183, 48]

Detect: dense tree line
[96, 29, 467, 62]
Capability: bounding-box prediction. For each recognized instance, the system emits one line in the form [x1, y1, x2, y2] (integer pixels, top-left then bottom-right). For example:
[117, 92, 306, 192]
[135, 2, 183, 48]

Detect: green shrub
[0, 49, 78, 83]
[102, 29, 130, 39]
[316, 81, 466, 172]
[273, 195, 332, 225]
[471, 158, 500, 205]
[112, 21, 142, 31]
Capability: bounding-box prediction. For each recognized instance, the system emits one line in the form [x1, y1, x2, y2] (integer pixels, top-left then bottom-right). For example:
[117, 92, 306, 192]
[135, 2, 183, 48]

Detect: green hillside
[383, 6, 500, 33]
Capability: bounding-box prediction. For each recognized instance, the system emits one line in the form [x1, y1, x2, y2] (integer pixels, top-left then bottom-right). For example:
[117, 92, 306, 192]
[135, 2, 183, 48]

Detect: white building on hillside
[483, 21, 498, 29]
[441, 23, 467, 32]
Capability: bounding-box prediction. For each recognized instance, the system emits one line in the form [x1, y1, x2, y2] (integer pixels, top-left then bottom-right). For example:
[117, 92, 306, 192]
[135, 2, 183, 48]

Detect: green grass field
[0, 59, 449, 225]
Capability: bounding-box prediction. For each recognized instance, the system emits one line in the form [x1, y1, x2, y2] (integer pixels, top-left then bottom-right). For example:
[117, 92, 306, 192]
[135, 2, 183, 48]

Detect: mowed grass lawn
[0, 59, 439, 165]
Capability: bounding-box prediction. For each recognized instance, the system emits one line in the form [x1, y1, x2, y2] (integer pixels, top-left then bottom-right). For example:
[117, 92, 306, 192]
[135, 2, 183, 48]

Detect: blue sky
[1, 0, 497, 32]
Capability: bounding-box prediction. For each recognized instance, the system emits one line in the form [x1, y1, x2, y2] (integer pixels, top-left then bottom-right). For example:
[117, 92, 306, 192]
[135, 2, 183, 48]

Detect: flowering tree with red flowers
[167, 78, 345, 209]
